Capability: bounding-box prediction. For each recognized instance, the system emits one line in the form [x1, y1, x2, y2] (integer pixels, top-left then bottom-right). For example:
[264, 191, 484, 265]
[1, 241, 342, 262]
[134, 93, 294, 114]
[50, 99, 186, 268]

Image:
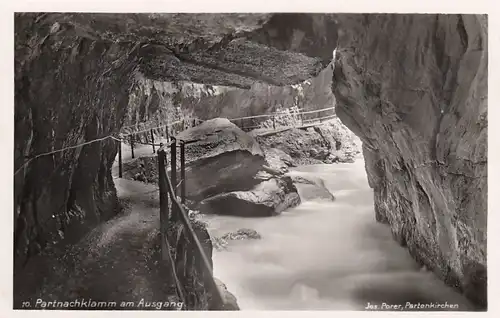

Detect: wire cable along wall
[14, 106, 336, 177]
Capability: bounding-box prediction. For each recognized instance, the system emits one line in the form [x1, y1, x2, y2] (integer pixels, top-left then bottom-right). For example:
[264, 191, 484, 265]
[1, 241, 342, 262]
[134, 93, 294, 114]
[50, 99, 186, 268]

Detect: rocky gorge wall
[119, 60, 334, 138]
[14, 13, 338, 306]
[15, 12, 488, 310]
[331, 14, 487, 308]
[14, 16, 138, 269]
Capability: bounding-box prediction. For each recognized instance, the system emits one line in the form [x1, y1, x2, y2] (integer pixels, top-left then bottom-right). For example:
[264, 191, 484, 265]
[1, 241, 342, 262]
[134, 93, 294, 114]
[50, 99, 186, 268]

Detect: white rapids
[202, 159, 474, 311]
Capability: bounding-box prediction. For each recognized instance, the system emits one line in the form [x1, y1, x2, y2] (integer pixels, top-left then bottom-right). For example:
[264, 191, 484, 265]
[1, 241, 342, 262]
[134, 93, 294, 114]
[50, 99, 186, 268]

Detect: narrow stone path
[21, 179, 180, 310]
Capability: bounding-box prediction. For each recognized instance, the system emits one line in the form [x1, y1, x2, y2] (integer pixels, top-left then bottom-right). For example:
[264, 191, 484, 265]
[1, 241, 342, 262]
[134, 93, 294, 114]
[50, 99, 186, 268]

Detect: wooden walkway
[116, 106, 337, 165]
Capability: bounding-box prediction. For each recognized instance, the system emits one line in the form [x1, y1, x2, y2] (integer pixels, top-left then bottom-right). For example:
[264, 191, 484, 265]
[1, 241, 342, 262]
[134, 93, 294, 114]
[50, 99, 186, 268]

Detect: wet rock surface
[212, 228, 262, 251]
[214, 278, 240, 310]
[198, 176, 301, 217]
[287, 170, 335, 202]
[221, 228, 262, 241]
[331, 14, 487, 309]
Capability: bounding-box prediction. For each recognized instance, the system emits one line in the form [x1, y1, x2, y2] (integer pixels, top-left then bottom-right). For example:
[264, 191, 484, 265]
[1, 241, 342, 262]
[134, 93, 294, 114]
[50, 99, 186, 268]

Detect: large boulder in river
[176, 118, 266, 201]
[287, 170, 335, 202]
[198, 176, 300, 217]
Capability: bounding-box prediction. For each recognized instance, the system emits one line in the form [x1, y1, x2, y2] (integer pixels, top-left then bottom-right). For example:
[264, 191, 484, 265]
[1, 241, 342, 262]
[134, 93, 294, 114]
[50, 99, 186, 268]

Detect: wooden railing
[157, 139, 226, 310]
[227, 106, 336, 131]
[111, 106, 338, 310]
[115, 106, 337, 178]
[120, 106, 336, 139]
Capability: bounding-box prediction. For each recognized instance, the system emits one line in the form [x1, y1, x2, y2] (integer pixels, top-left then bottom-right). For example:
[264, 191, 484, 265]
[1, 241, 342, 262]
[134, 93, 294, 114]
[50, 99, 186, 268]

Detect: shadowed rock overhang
[14, 12, 488, 310]
[13, 13, 338, 305]
[16, 13, 338, 88]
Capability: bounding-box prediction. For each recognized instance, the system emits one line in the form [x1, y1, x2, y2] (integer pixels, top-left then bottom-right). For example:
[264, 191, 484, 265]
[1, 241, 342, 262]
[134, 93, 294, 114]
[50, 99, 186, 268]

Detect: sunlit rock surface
[331, 14, 487, 309]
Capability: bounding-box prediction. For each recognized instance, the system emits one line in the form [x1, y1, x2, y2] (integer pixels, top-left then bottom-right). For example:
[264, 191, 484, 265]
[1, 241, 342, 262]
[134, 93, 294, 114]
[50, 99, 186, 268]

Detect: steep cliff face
[14, 13, 338, 274]
[174, 63, 335, 121]
[14, 16, 139, 268]
[331, 14, 487, 308]
[119, 63, 334, 137]
[16, 12, 487, 309]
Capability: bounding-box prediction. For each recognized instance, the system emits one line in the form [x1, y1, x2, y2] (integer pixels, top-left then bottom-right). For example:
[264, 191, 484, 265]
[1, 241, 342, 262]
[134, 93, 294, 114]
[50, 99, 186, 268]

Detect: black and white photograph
[4, 0, 494, 314]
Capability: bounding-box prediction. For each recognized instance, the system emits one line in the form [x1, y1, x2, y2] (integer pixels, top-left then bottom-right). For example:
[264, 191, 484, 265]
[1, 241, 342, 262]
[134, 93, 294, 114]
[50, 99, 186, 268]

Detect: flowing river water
[202, 159, 474, 311]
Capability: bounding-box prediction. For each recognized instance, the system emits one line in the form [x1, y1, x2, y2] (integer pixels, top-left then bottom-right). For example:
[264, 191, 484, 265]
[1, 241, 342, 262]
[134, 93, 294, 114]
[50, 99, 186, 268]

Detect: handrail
[228, 106, 335, 122]
[297, 106, 335, 115]
[158, 148, 225, 309]
[303, 114, 336, 122]
[162, 229, 187, 309]
[120, 119, 187, 137]
[229, 113, 275, 121]
[243, 113, 336, 131]
[120, 106, 335, 138]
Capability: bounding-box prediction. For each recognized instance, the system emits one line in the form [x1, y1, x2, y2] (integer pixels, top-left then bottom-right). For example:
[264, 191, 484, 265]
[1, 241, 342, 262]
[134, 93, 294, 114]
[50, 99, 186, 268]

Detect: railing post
[272, 115, 276, 130]
[160, 154, 227, 310]
[130, 135, 135, 159]
[157, 147, 169, 260]
[151, 129, 155, 153]
[300, 112, 304, 126]
[170, 138, 179, 221]
[118, 138, 123, 178]
[180, 140, 186, 204]
[166, 125, 170, 141]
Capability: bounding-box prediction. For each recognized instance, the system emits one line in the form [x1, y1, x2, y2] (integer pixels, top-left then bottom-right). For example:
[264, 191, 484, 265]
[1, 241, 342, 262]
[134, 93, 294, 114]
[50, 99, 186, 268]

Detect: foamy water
[202, 159, 474, 311]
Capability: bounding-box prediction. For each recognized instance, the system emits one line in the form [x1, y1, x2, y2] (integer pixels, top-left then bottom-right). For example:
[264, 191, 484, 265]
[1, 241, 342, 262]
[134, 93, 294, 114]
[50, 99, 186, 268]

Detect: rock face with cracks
[256, 117, 362, 165]
[15, 12, 488, 310]
[19, 13, 338, 89]
[14, 13, 338, 274]
[332, 14, 487, 309]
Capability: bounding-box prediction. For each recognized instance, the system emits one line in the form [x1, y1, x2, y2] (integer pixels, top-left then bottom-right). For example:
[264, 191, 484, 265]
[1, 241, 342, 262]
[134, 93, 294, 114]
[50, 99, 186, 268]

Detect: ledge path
[19, 179, 180, 310]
